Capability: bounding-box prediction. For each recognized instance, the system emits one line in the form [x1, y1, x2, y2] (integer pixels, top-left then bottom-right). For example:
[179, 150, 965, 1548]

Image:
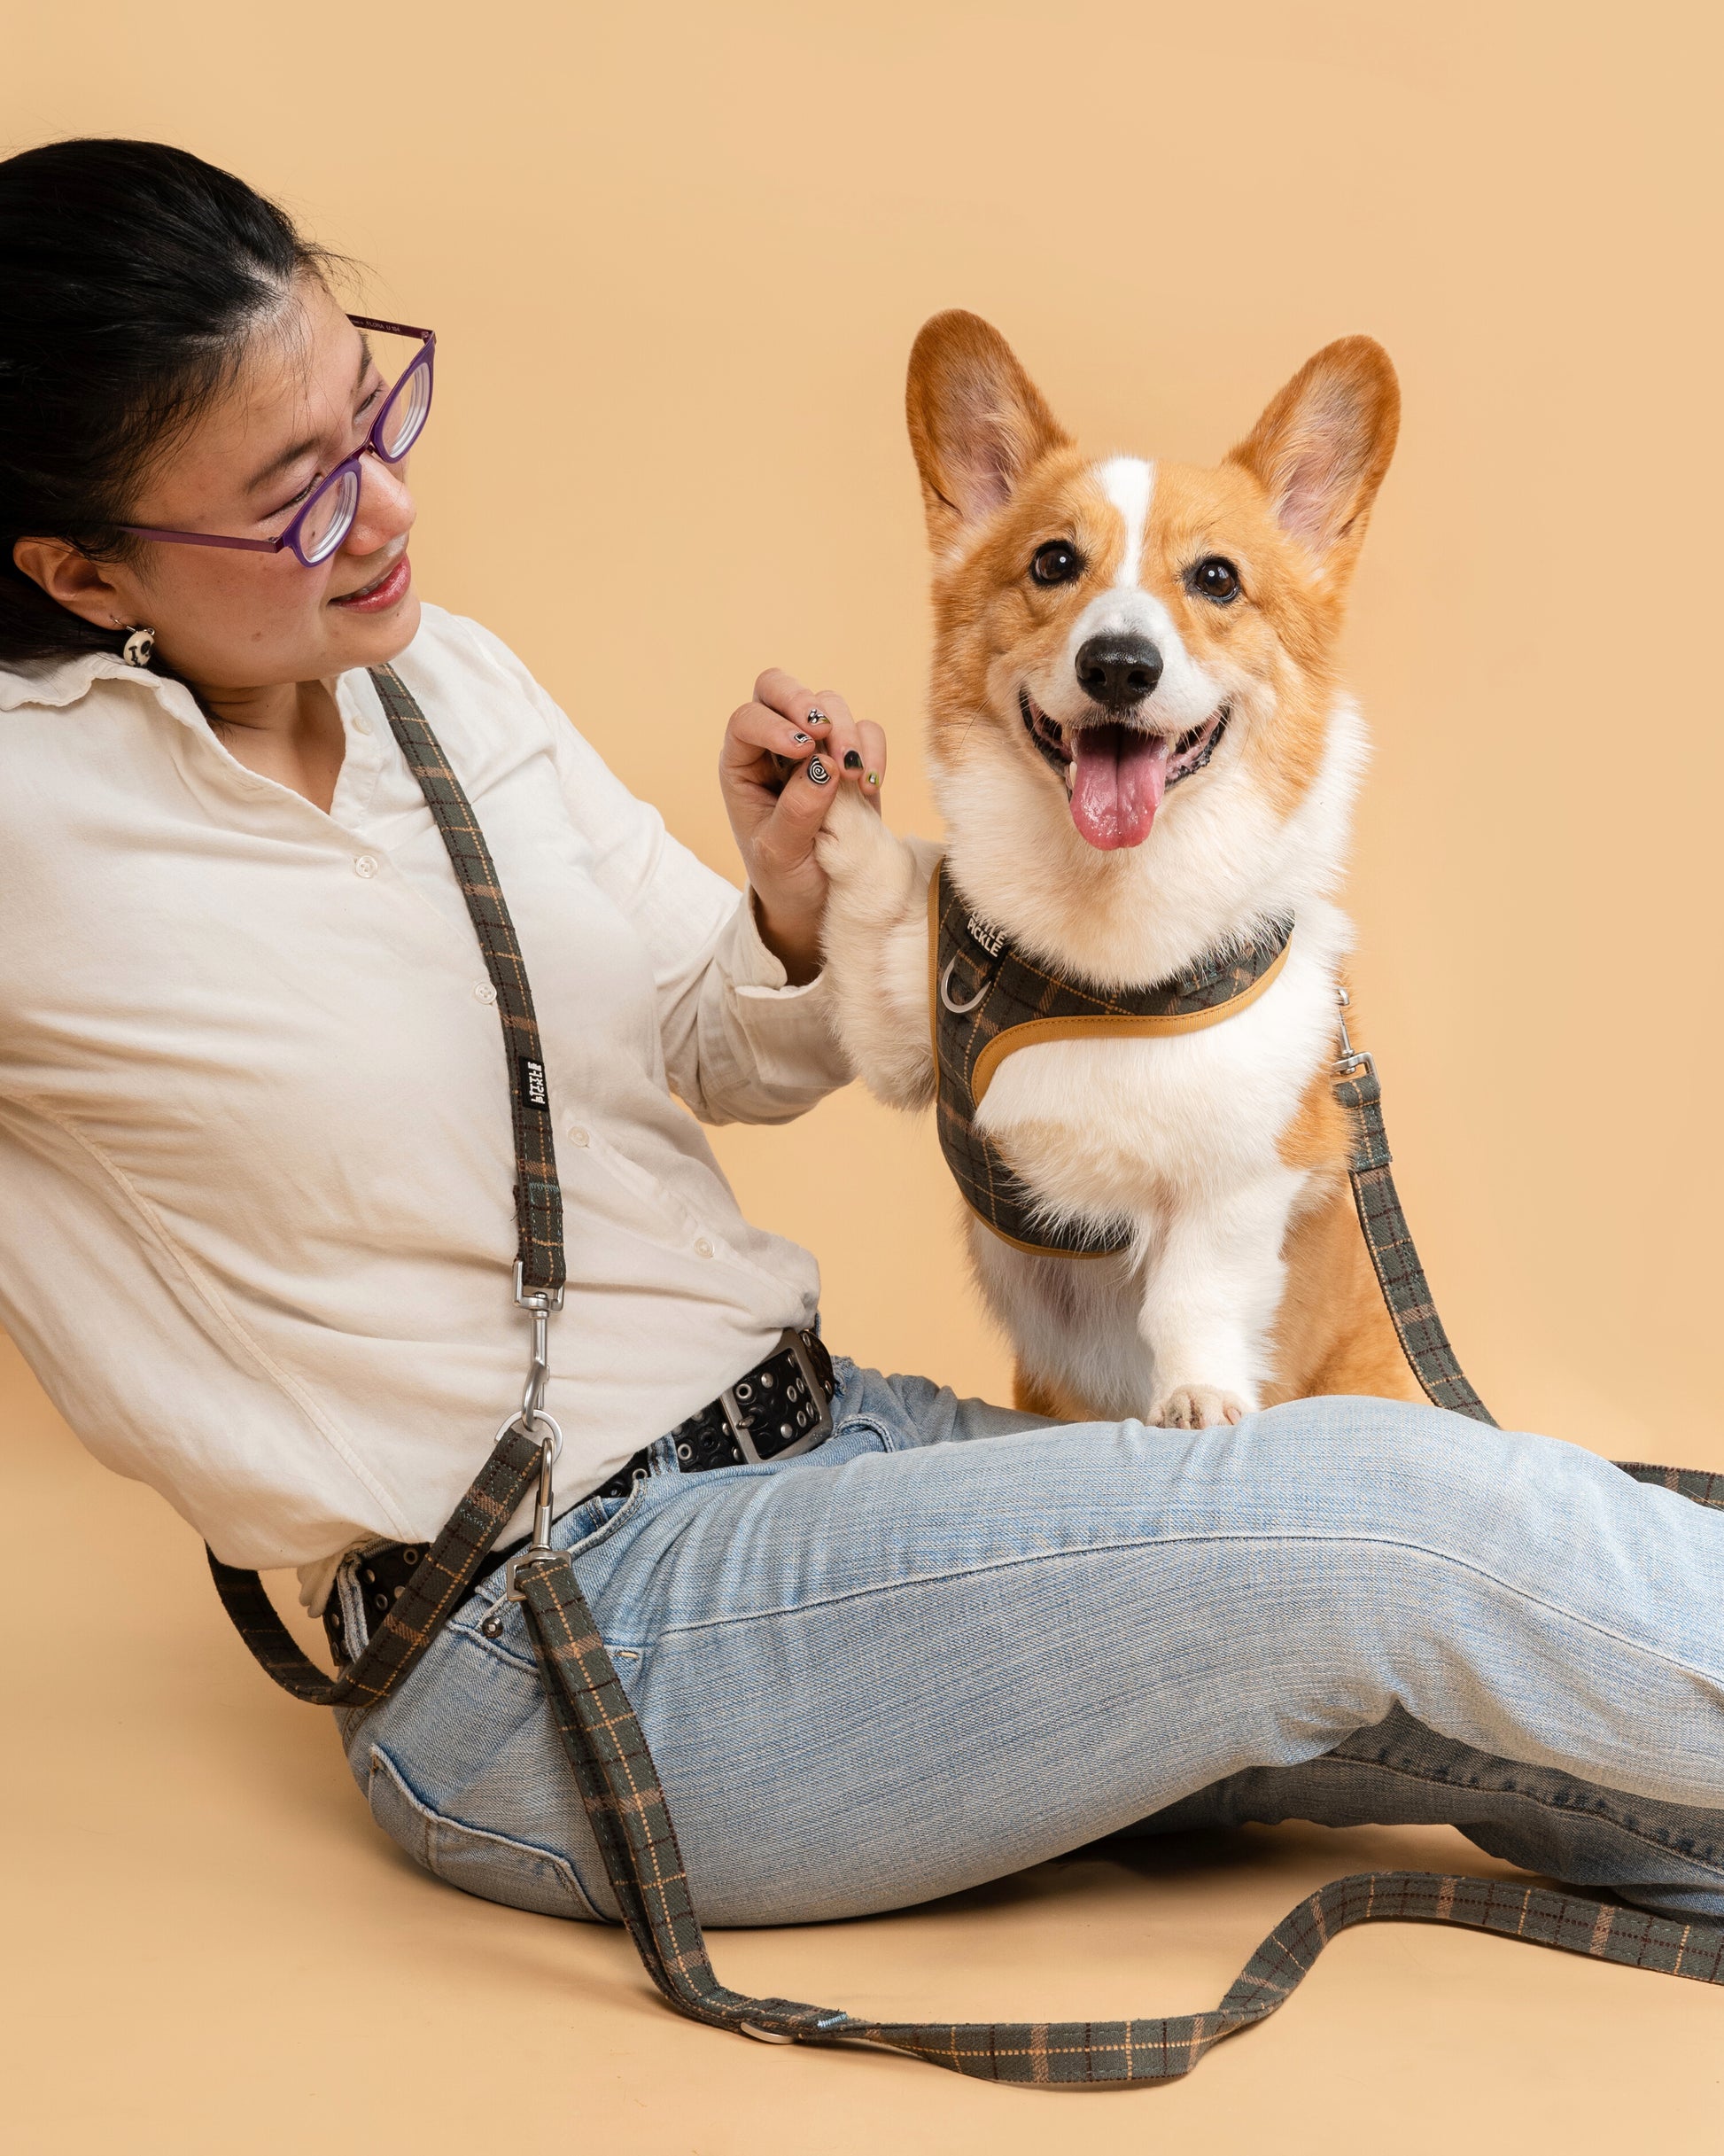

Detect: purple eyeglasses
[118, 316, 434, 568]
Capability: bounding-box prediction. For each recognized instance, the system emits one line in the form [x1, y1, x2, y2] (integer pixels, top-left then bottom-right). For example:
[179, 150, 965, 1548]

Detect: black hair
[0, 138, 330, 666]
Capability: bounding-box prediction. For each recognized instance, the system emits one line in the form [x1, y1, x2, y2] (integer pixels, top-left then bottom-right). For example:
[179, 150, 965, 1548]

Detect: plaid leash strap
[369, 662, 565, 1299]
[1333, 1061, 1497, 1424]
[516, 1492, 1724, 2087]
[208, 1420, 543, 1708]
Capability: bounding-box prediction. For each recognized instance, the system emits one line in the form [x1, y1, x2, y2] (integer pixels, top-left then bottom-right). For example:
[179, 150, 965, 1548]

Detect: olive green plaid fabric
[208, 1420, 542, 1707]
[369, 662, 565, 1296]
[932, 862, 1293, 1256]
[208, 676, 1724, 2090]
[519, 1558, 836, 2038]
[1618, 1461, 1724, 1507]
[1334, 1061, 1496, 1424]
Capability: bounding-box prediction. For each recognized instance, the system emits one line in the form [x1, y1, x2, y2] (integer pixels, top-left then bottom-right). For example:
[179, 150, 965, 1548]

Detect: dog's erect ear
[1226, 337, 1400, 579]
[906, 312, 1070, 551]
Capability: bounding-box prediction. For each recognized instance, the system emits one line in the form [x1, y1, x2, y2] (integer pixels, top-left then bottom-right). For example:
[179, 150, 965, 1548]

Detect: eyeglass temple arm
[347, 315, 435, 348]
[114, 527, 283, 552]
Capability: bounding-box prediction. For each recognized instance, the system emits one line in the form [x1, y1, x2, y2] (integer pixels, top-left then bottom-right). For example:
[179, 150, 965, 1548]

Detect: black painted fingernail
[791, 730, 812, 745]
[807, 757, 830, 784]
[806, 706, 827, 726]
[842, 750, 863, 772]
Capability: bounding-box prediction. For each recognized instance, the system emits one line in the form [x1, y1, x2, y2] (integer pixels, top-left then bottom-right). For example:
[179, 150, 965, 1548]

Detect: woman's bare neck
[198, 675, 346, 813]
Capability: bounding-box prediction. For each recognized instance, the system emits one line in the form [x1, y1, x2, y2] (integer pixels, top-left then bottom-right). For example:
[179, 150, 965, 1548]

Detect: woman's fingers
[752, 668, 836, 736]
[759, 735, 841, 856]
[723, 697, 826, 778]
[764, 686, 881, 802]
[725, 668, 889, 873]
[721, 669, 891, 978]
[854, 719, 888, 801]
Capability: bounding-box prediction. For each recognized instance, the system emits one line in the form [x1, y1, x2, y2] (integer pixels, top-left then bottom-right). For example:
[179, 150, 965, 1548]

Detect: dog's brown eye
[1192, 557, 1239, 603]
[1030, 541, 1084, 588]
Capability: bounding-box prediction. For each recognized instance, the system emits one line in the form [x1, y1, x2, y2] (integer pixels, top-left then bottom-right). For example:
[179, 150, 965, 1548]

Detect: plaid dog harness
[930, 860, 1293, 1255]
[208, 668, 1724, 2087]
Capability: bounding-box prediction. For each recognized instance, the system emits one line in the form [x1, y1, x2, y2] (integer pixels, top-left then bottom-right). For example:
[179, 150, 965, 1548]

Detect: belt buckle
[720, 1328, 834, 1465]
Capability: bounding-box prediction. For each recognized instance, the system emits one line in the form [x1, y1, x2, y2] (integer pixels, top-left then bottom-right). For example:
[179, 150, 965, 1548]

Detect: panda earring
[120, 626, 156, 668]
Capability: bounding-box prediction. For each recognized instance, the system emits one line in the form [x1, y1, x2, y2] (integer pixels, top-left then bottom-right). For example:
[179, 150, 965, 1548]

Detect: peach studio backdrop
[4, 3, 1721, 2149]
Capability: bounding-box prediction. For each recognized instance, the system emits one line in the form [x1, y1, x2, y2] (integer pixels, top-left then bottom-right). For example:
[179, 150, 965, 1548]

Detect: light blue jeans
[339, 1363, 1724, 1928]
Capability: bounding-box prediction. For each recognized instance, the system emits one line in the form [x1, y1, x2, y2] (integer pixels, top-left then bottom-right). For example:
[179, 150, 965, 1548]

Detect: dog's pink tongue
[1070, 727, 1169, 850]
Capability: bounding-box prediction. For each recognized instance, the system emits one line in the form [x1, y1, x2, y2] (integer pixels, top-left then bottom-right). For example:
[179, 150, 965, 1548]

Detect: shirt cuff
[716, 891, 852, 1103]
[731, 888, 827, 995]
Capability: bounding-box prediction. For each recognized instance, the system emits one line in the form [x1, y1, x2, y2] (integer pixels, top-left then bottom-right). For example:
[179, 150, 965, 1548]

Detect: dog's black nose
[1076, 634, 1163, 711]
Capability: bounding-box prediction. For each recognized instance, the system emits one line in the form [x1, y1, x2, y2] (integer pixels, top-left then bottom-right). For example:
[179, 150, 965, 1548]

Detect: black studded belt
[327, 1326, 837, 1663]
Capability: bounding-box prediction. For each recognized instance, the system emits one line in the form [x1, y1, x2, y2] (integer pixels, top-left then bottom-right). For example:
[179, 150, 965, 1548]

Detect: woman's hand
[720, 669, 888, 984]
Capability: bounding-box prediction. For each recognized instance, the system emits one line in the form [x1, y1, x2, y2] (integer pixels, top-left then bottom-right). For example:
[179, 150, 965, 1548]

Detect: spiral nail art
[807, 757, 831, 784]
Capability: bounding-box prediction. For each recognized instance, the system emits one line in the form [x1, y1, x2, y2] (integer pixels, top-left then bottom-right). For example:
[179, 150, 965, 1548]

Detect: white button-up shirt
[0, 605, 849, 1581]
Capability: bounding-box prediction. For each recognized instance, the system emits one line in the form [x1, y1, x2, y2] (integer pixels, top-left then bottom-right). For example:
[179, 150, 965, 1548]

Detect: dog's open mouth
[1018, 690, 1230, 851]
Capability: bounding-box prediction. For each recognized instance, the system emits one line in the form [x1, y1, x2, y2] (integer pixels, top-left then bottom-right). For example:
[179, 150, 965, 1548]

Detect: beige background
[4, 1, 1721, 2146]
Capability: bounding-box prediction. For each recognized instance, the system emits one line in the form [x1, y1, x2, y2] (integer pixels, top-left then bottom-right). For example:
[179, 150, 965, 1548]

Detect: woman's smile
[331, 550, 411, 611]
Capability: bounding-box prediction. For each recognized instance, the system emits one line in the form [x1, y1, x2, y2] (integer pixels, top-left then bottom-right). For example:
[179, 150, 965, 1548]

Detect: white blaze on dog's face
[906, 312, 1400, 854]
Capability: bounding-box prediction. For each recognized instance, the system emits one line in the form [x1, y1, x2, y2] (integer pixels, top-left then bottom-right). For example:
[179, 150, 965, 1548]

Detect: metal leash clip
[501, 1409, 563, 1602]
[1333, 985, 1376, 1080]
[478, 1265, 566, 1638]
[515, 1263, 561, 1428]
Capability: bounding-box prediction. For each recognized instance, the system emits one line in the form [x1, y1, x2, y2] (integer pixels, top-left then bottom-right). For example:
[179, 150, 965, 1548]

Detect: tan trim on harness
[970, 937, 1292, 1106]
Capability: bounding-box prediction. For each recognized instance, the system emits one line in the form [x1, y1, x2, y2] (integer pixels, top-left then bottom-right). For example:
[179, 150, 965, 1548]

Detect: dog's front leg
[815, 787, 940, 1109]
[1138, 1171, 1304, 1429]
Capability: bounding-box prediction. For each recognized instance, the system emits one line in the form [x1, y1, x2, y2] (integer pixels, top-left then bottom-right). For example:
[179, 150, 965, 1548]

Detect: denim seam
[648, 1529, 1724, 1688]
[1313, 1752, 1724, 1878]
[834, 1413, 896, 1452]
[367, 1740, 606, 1920]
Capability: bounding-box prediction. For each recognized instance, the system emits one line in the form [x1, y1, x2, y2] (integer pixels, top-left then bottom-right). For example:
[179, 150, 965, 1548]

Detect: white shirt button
[353, 855, 379, 878]
[474, 983, 498, 1005]
[567, 1125, 590, 1148]
[694, 1236, 716, 1259]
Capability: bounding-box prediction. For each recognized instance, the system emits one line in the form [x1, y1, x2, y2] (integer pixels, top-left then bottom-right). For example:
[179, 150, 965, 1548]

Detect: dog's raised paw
[814, 782, 893, 884]
[1151, 1385, 1247, 1431]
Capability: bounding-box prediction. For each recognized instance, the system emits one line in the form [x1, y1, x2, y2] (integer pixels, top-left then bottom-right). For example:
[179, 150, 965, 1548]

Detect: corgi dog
[816, 311, 1421, 1428]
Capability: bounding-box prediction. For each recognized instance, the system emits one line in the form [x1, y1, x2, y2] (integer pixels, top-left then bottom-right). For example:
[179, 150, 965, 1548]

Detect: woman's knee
[1237, 1394, 1615, 1569]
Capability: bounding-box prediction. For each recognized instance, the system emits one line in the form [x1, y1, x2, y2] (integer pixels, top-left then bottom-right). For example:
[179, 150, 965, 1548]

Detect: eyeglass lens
[299, 465, 361, 565]
[377, 354, 432, 462]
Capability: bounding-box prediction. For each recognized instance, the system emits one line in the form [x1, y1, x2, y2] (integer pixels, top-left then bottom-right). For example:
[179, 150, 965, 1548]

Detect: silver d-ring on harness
[939, 957, 988, 1015]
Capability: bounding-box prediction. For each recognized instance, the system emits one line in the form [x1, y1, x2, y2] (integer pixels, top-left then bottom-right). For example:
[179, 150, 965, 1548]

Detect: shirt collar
[0, 644, 214, 724]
